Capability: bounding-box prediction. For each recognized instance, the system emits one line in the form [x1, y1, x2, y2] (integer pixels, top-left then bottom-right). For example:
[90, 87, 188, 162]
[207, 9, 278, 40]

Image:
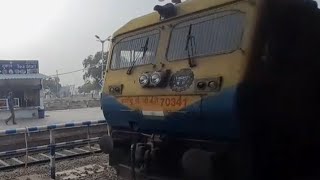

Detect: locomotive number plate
[118, 96, 200, 111]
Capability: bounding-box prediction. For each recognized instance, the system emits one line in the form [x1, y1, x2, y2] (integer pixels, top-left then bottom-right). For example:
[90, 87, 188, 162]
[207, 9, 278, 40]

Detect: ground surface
[0, 154, 121, 180]
[0, 107, 105, 130]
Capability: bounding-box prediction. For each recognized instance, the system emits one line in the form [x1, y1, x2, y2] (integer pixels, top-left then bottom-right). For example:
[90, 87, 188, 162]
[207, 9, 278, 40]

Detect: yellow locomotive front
[102, 0, 255, 137]
[95, 0, 320, 179]
[100, 0, 256, 179]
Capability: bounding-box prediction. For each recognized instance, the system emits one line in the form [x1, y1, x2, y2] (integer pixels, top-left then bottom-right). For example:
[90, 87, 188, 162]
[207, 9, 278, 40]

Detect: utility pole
[95, 35, 111, 88]
[56, 70, 59, 98]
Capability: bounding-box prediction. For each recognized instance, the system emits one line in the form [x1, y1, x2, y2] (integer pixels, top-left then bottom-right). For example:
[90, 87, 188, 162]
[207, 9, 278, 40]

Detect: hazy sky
[0, 0, 168, 86]
[0, 0, 319, 86]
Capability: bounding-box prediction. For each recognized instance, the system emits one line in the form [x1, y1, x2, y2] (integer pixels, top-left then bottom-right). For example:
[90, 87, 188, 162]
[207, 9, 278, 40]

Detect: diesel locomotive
[99, 0, 320, 179]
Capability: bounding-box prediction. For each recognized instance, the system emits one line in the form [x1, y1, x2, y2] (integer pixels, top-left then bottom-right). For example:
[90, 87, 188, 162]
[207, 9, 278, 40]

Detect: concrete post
[87, 126, 92, 154]
[49, 130, 56, 179]
[24, 128, 29, 170]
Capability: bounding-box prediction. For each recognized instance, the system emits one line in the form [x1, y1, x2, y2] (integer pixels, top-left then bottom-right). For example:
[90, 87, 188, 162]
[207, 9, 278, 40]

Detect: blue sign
[0, 60, 39, 75]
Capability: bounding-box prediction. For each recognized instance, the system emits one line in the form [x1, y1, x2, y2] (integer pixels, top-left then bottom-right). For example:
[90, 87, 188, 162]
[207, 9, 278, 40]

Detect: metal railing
[0, 120, 109, 179]
[0, 98, 19, 110]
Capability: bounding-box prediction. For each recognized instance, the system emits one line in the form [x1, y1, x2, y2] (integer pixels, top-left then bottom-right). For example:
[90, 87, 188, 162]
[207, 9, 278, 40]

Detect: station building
[0, 60, 47, 119]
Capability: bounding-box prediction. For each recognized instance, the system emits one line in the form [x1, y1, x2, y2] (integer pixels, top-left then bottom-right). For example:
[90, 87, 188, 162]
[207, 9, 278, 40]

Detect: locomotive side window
[167, 11, 245, 61]
[111, 30, 160, 70]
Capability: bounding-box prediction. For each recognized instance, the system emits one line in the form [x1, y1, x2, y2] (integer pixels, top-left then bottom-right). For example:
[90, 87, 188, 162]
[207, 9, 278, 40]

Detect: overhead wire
[47, 41, 111, 78]
[46, 64, 103, 77]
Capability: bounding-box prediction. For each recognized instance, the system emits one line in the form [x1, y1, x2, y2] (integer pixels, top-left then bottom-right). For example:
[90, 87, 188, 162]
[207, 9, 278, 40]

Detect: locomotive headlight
[139, 70, 169, 88]
[139, 74, 150, 87]
[151, 72, 161, 86]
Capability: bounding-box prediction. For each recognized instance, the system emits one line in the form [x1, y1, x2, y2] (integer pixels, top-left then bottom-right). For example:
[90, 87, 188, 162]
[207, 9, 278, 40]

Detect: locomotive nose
[99, 135, 114, 154]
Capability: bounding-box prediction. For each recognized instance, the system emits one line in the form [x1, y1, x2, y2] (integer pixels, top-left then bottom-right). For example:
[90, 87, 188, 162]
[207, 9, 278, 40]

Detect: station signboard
[0, 60, 39, 74]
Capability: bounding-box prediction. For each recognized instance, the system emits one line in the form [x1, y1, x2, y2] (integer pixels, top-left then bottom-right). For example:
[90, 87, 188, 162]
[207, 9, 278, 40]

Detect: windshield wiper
[185, 24, 196, 67]
[127, 38, 149, 75]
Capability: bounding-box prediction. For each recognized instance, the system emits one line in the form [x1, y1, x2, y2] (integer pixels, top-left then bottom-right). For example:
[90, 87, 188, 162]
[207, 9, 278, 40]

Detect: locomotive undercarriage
[100, 129, 240, 180]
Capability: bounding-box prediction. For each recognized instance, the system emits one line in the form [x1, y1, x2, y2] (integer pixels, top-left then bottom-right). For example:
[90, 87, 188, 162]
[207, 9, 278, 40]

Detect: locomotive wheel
[99, 134, 114, 154]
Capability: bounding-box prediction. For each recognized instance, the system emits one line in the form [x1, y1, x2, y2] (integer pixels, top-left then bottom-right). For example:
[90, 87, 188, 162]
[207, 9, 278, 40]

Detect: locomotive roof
[113, 0, 239, 37]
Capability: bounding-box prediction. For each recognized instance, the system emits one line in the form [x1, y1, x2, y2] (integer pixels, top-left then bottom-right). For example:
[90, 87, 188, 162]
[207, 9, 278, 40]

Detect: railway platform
[0, 107, 104, 130]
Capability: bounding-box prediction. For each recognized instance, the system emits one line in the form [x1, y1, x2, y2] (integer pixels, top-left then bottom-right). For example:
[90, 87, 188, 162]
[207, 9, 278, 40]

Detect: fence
[0, 120, 109, 179]
[0, 98, 19, 110]
[44, 99, 100, 111]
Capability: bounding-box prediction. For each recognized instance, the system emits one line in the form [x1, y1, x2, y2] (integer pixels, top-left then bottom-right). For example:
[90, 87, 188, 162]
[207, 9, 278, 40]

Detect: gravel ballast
[0, 153, 122, 180]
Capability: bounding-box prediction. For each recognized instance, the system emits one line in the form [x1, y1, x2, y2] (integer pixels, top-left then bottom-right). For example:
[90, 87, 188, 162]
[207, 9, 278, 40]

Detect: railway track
[0, 143, 102, 171]
[0, 120, 109, 173]
[0, 121, 108, 152]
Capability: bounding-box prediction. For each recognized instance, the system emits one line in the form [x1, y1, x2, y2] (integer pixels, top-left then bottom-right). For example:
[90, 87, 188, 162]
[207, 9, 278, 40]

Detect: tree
[78, 81, 96, 94]
[82, 51, 108, 90]
[43, 77, 62, 96]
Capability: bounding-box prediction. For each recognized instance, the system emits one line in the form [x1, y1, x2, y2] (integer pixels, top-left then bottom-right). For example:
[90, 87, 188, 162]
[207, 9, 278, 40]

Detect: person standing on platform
[5, 92, 16, 125]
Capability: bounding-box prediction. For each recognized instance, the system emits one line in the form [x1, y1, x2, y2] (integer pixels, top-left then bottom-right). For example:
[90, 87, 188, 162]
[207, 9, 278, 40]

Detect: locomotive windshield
[110, 29, 160, 70]
[167, 10, 245, 61]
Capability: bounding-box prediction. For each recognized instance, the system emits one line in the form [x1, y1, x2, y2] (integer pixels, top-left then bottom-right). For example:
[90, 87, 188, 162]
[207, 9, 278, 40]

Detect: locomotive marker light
[208, 81, 217, 89]
[197, 81, 206, 90]
[114, 87, 120, 93]
[194, 77, 222, 92]
[108, 85, 123, 95]
[109, 87, 115, 93]
[207, 77, 222, 91]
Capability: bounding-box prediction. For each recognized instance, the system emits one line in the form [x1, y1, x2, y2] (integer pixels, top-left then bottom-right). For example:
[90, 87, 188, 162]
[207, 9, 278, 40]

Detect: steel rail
[0, 137, 100, 157]
[0, 144, 102, 171]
